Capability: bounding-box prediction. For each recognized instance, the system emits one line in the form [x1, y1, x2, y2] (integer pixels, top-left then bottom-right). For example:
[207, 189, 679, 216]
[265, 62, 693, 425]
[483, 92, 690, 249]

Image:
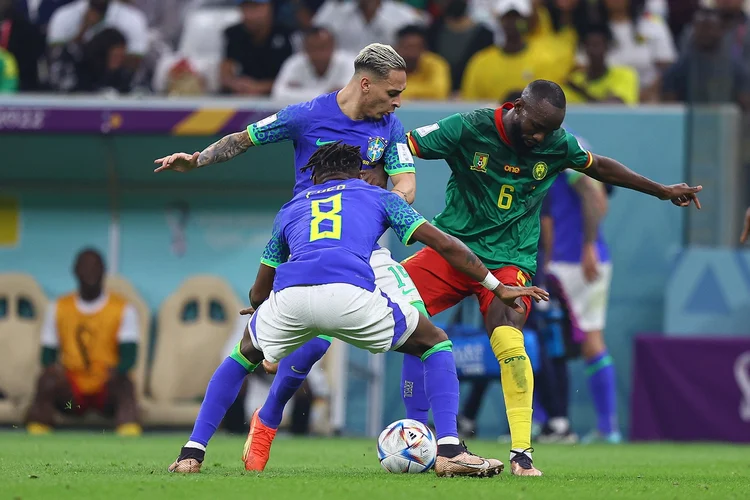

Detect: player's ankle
[178, 446, 206, 463]
[437, 443, 465, 458]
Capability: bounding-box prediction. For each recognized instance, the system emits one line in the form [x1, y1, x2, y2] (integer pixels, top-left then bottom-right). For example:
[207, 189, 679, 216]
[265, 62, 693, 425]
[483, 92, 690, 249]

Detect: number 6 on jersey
[498, 184, 514, 210]
[310, 193, 343, 241]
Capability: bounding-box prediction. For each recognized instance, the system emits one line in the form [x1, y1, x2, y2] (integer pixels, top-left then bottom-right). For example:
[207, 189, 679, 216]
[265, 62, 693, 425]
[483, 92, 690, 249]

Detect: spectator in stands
[461, 0, 557, 102]
[395, 24, 450, 100]
[127, 0, 183, 50]
[0, 0, 45, 90]
[35, 0, 77, 30]
[74, 27, 133, 93]
[25, 248, 141, 436]
[0, 46, 18, 91]
[532, 0, 588, 84]
[47, 1, 148, 68]
[666, 0, 700, 42]
[426, 0, 493, 97]
[312, 0, 424, 52]
[272, 26, 353, 101]
[662, 6, 750, 111]
[564, 24, 639, 105]
[681, 0, 750, 71]
[221, 0, 293, 96]
[594, 0, 676, 102]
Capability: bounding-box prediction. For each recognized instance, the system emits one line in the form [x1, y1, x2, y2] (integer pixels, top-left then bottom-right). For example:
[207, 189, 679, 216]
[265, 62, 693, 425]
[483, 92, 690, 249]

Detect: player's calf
[26, 366, 70, 433]
[397, 315, 504, 477]
[108, 373, 142, 436]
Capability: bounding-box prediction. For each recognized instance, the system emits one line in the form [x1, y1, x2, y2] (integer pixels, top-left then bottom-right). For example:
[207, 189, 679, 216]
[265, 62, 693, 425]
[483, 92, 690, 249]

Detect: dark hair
[545, 0, 591, 36]
[583, 23, 613, 43]
[590, 0, 646, 40]
[301, 141, 362, 180]
[396, 24, 427, 41]
[523, 80, 566, 109]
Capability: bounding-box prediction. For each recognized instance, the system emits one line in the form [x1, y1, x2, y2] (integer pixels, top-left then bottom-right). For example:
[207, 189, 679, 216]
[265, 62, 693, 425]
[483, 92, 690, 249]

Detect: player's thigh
[311, 283, 420, 355]
[547, 261, 610, 332]
[370, 247, 424, 305]
[478, 266, 532, 332]
[249, 288, 319, 364]
[401, 247, 470, 316]
[578, 262, 613, 332]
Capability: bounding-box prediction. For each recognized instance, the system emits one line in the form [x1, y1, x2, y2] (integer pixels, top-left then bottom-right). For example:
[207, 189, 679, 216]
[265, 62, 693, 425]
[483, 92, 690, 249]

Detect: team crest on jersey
[471, 152, 489, 173]
[532, 161, 548, 180]
[366, 137, 387, 162]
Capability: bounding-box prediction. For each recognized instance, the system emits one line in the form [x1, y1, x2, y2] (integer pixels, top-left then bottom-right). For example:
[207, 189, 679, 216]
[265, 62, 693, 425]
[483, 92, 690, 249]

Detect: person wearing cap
[221, 0, 293, 96]
[460, 0, 558, 102]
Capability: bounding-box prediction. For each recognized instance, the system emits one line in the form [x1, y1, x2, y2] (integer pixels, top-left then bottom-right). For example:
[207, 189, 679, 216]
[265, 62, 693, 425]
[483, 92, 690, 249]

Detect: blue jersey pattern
[261, 179, 426, 292]
[546, 170, 610, 263]
[247, 92, 415, 196]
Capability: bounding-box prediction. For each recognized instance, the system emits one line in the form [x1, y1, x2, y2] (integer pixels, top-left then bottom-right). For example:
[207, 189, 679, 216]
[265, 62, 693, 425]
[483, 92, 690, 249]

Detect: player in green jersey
[401, 80, 701, 476]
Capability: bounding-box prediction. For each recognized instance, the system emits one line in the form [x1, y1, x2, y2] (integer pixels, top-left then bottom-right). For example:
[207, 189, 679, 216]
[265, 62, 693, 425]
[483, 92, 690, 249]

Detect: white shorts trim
[248, 283, 420, 363]
[547, 261, 612, 332]
[370, 247, 424, 306]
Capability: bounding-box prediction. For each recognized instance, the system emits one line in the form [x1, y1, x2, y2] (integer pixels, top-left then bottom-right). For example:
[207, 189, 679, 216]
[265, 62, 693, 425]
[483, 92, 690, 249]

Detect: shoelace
[510, 447, 535, 469]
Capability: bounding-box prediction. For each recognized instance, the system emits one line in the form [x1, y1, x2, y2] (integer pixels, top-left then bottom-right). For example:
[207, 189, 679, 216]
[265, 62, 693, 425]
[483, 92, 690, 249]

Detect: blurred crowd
[0, 0, 748, 108]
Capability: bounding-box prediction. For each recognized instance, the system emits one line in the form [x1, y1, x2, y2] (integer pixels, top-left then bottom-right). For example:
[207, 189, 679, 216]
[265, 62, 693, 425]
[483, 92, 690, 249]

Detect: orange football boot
[242, 408, 277, 471]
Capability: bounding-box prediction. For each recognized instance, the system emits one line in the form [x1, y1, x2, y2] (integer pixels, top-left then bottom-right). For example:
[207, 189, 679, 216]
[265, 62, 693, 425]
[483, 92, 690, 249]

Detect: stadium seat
[148, 275, 242, 426]
[177, 8, 241, 61]
[0, 274, 47, 424]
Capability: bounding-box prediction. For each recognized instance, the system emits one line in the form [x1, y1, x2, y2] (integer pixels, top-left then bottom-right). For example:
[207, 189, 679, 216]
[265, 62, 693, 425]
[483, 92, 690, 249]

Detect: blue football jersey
[246, 92, 416, 196]
[261, 179, 427, 292]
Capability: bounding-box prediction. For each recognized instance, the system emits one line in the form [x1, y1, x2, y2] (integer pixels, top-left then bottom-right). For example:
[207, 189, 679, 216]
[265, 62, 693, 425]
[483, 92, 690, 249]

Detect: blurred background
[0, 0, 749, 445]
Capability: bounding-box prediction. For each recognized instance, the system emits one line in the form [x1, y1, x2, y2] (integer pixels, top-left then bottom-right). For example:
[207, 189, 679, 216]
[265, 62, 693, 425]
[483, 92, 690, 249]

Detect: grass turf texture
[1, 432, 748, 499]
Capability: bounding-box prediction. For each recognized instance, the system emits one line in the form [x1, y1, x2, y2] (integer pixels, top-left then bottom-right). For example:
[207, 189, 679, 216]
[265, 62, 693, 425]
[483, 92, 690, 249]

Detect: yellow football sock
[27, 422, 52, 435]
[116, 423, 143, 437]
[490, 325, 533, 451]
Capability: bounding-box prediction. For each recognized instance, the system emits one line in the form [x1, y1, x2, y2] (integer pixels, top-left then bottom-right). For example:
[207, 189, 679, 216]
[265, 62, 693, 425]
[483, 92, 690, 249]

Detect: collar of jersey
[494, 102, 514, 146]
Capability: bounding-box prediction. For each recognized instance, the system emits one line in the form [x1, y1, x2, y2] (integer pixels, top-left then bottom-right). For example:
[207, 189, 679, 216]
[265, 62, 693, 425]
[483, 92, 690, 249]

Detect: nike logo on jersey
[402, 288, 416, 295]
[290, 366, 307, 374]
[316, 139, 336, 146]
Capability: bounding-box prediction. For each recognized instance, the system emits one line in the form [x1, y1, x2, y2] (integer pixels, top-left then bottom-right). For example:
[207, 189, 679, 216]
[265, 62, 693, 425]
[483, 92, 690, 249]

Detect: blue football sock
[188, 354, 255, 447]
[258, 336, 331, 429]
[585, 351, 618, 435]
[422, 341, 459, 441]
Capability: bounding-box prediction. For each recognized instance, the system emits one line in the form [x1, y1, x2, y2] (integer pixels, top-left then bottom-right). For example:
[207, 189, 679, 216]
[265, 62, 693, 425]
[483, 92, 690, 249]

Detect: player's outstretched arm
[154, 130, 253, 173]
[240, 264, 276, 316]
[583, 154, 702, 209]
[409, 222, 549, 312]
[740, 207, 750, 244]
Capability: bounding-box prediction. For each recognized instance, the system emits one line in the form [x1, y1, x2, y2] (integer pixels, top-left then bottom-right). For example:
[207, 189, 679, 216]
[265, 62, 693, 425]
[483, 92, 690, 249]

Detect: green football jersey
[406, 104, 593, 274]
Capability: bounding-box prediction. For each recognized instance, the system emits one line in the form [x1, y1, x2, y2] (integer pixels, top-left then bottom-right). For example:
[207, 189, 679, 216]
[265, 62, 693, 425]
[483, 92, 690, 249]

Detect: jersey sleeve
[406, 113, 463, 160]
[383, 117, 416, 176]
[246, 102, 308, 146]
[380, 191, 427, 246]
[260, 212, 290, 268]
[565, 132, 594, 170]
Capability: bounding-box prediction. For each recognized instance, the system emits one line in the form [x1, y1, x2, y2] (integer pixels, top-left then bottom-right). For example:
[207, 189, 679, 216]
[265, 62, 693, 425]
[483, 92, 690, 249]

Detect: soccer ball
[377, 419, 437, 473]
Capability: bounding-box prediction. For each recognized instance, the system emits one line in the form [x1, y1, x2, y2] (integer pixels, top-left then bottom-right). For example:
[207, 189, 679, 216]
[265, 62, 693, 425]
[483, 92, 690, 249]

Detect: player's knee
[35, 366, 65, 396]
[401, 322, 449, 358]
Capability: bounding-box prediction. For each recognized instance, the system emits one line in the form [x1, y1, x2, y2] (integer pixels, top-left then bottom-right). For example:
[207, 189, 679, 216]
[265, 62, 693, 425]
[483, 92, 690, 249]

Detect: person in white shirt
[47, 0, 148, 58]
[313, 0, 425, 53]
[272, 27, 354, 102]
[596, 0, 677, 102]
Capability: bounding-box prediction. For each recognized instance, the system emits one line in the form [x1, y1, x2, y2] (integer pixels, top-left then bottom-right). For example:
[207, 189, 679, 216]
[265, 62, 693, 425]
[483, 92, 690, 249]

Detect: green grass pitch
[1, 431, 749, 499]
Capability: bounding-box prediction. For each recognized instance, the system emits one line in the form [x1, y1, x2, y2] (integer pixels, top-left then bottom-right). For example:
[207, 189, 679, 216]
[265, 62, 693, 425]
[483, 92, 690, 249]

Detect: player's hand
[262, 360, 279, 374]
[660, 183, 702, 209]
[239, 306, 255, 316]
[740, 207, 750, 243]
[493, 285, 550, 314]
[581, 243, 600, 283]
[153, 152, 200, 173]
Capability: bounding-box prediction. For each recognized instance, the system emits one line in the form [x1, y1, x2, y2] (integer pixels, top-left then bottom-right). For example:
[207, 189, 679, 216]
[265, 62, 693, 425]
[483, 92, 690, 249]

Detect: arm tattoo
[197, 131, 253, 168]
